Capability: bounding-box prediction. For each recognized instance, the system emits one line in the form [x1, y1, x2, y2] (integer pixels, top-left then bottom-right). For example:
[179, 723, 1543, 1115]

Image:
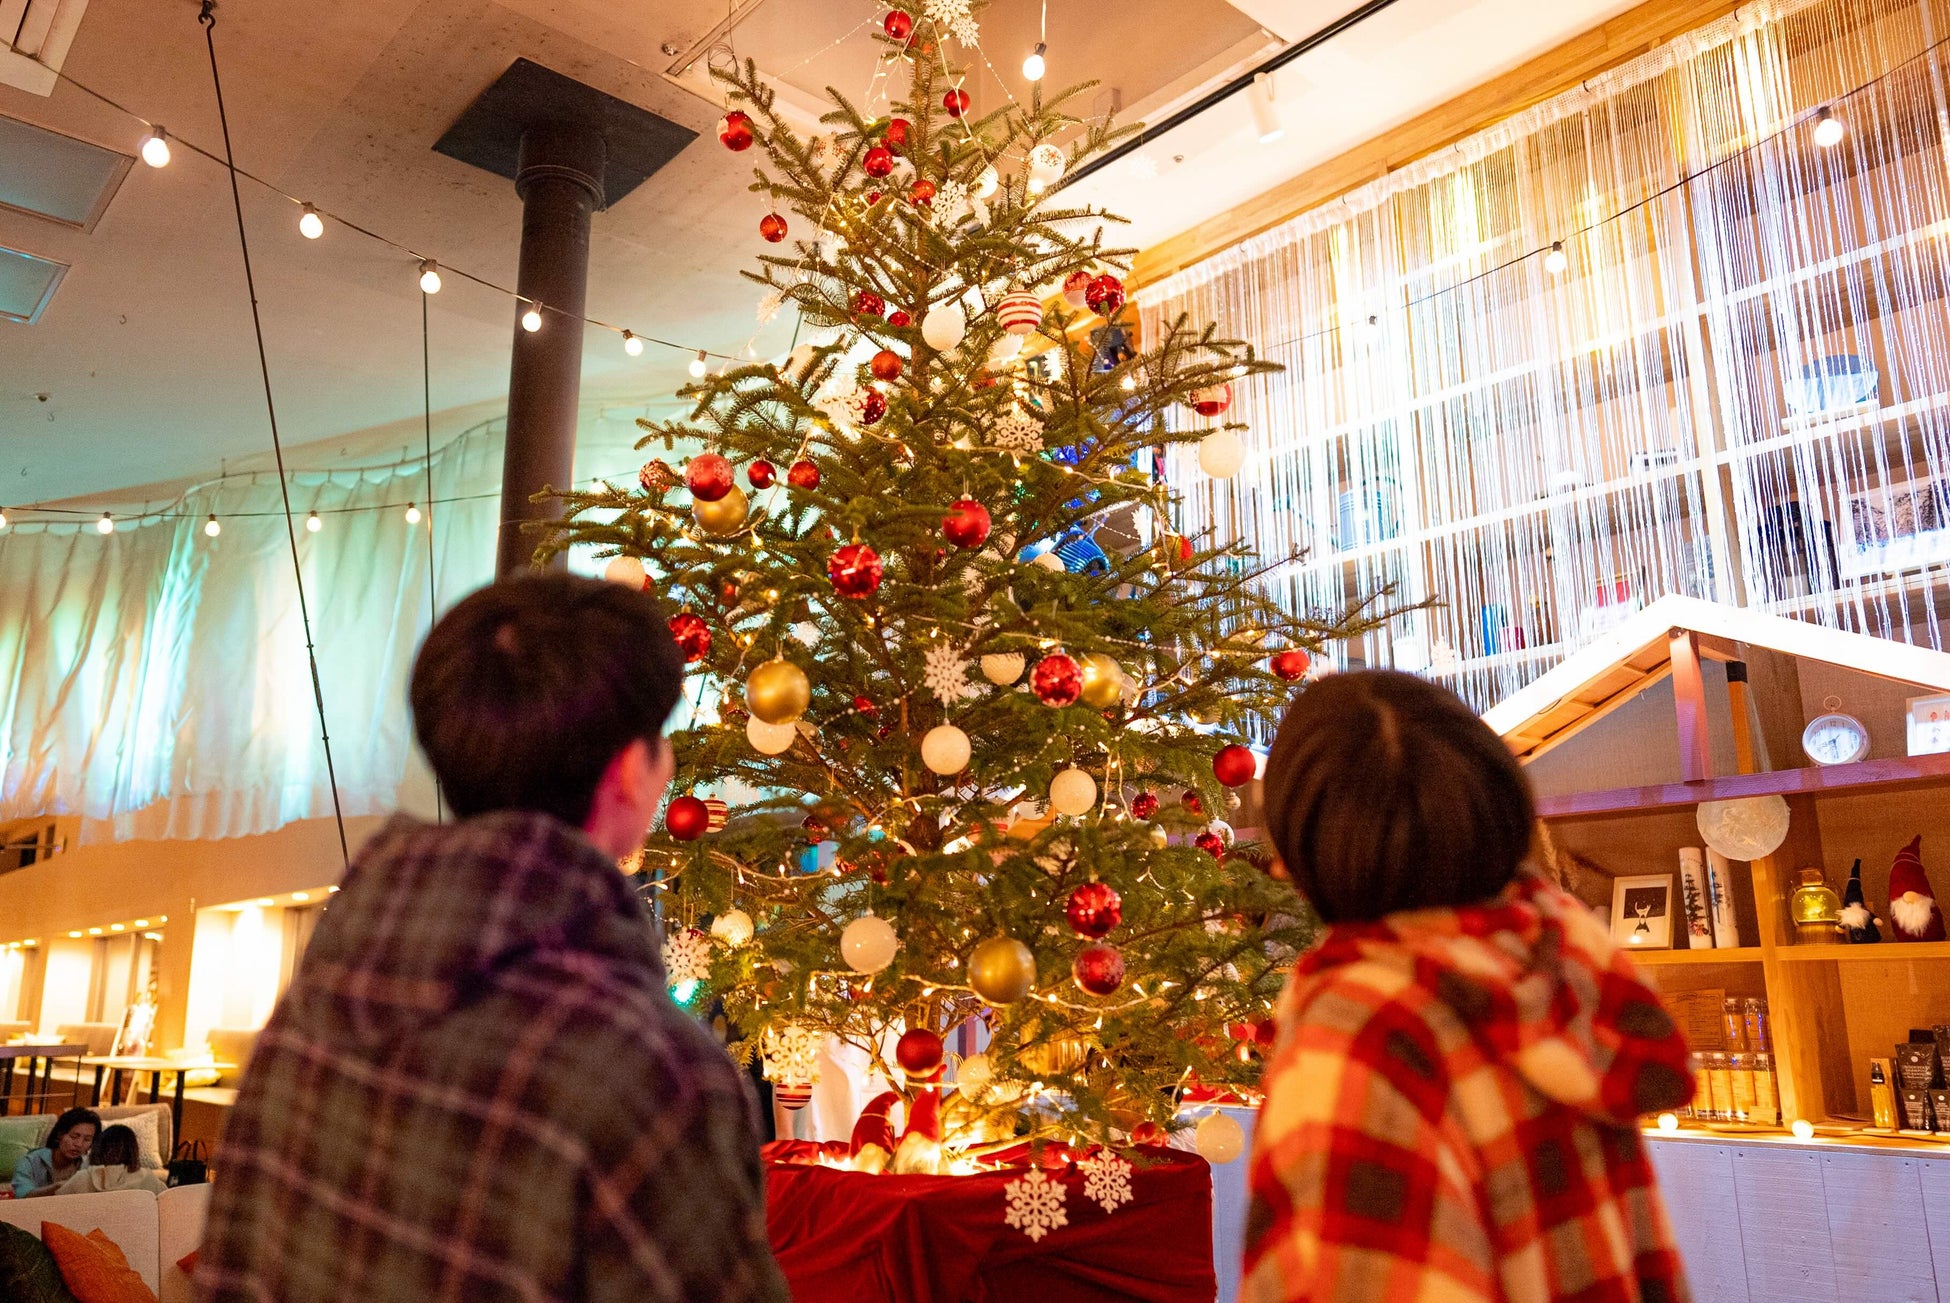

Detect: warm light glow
[204, 514, 221, 537]
[96, 512, 114, 535]
[110, 923, 124, 932]
[306, 510, 322, 533]
[1791, 1118, 1815, 1140]
[689, 350, 708, 379]
[622, 330, 643, 356]
[140, 127, 171, 168]
[1249, 73, 1283, 145]
[298, 204, 324, 239]
[0, 508, 8, 531]
[88, 927, 102, 935]
[1657, 1112, 1679, 1132]
[521, 304, 543, 332]
[291, 892, 310, 902]
[327, 886, 340, 894]
[404, 502, 422, 525]
[1027, 177, 1046, 196]
[1813, 107, 1845, 149]
[1022, 42, 1046, 82]
[1120, 374, 1137, 391]
[134, 920, 149, 928]
[418, 260, 442, 294]
[1544, 241, 1569, 274]
[68, 931, 81, 939]
[255, 898, 274, 908]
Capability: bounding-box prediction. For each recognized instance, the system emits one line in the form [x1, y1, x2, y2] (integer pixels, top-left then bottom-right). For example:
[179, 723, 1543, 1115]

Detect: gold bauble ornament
[746, 656, 811, 725]
[1079, 653, 1124, 709]
[1148, 823, 1169, 848]
[967, 936, 1037, 1005]
[693, 484, 749, 536]
[1018, 1024, 1090, 1076]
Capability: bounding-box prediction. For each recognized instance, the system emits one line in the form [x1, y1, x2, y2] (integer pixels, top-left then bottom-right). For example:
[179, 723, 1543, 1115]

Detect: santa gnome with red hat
[1887, 835, 1945, 943]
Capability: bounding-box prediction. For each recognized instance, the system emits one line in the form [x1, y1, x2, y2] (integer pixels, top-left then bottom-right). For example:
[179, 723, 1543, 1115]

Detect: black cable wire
[199, 0, 350, 870]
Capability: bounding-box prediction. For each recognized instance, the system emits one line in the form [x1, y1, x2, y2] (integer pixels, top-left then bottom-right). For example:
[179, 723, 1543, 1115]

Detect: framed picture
[1909, 693, 1950, 758]
[1611, 874, 1674, 951]
[1839, 472, 1950, 580]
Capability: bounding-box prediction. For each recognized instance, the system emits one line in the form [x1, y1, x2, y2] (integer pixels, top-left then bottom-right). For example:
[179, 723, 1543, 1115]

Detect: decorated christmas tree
[546, 2, 1397, 1168]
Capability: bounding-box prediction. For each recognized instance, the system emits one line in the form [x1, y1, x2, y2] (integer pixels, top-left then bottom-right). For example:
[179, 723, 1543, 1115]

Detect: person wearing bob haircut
[197, 573, 787, 1303]
[56, 1124, 167, 1195]
[1243, 671, 1693, 1303]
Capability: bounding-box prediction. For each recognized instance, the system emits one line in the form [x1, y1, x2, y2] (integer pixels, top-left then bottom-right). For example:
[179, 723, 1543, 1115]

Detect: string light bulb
[0, 507, 8, 531]
[1544, 241, 1569, 275]
[521, 304, 543, 332]
[1813, 106, 1845, 148]
[140, 126, 171, 168]
[1120, 374, 1137, 392]
[298, 204, 324, 239]
[204, 514, 221, 537]
[622, 330, 643, 356]
[305, 510, 322, 533]
[1022, 42, 1046, 82]
[689, 350, 709, 379]
[404, 502, 422, 524]
[96, 512, 114, 535]
[418, 260, 442, 294]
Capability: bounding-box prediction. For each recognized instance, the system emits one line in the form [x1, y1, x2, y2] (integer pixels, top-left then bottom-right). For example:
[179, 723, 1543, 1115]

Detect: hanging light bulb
[96, 512, 114, 535]
[689, 350, 709, 379]
[418, 260, 442, 294]
[140, 126, 171, 168]
[521, 303, 543, 332]
[622, 330, 644, 357]
[298, 204, 324, 239]
[305, 510, 322, 533]
[203, 514, 221, 537]
[404, 502, 422, 525]
[1248, 73, 1283, 145]
[1813, 106, 1845, 149]
[0, 507, 8, 531]
[1022, 42, 1046, 82]
[1544, 241, 1569, 275]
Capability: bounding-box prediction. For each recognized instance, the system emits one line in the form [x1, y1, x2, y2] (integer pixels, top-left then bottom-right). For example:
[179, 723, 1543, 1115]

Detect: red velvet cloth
[763, 1141, 1217, 1303]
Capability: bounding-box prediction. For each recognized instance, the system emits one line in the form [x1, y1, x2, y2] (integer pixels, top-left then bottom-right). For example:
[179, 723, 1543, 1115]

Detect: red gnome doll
[1887, 835, 1945, 942]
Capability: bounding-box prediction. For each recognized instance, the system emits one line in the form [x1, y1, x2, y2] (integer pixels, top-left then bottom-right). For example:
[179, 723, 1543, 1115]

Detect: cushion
[0, 1220, 80, 1302]
[173, 1250, 196, 1275]
[41, 1223, 157, 1303]
[0, 1116, 49, 1181]
[112, 1113, 164, 1174]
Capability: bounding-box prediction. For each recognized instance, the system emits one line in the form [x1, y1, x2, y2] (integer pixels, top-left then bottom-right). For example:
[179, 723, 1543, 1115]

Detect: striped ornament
[775, 1084, 813, 1111]
[702, 797, 730, 832]
[996, 291, 1043, 335]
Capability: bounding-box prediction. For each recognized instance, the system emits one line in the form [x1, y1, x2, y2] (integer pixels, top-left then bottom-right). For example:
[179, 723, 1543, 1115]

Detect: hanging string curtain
[1142, 0, 1950, 711]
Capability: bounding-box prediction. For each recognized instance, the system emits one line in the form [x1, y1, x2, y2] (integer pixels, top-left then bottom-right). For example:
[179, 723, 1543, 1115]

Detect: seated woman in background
[55, 1124, 166, 1196]
[10, 1107, 100, 1198]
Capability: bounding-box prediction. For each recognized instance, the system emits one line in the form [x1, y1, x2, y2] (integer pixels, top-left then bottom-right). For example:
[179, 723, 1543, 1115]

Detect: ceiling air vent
[1, 0, 92, 96]
[0, 244, 66, 324]
[0, 114, 130, 230]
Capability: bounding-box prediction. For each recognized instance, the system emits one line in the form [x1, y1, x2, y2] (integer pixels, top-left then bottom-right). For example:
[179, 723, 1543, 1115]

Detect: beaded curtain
[1141, 0, 1950, 712]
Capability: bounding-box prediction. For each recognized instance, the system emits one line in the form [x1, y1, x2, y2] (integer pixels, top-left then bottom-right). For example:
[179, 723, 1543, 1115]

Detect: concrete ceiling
[0, 0, 1635, 506]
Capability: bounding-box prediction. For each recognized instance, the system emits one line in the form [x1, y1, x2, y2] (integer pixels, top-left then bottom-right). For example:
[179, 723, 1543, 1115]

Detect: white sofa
[0, 1183, 210, 1303]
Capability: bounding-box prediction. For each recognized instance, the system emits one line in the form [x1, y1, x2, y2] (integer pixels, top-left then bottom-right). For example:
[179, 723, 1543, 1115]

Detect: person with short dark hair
[1244, 671, 1693, 1303]
[11, 1106, 98, 1197]
[197, 573, 788, 1302]
[55, 1123, 166, 1195]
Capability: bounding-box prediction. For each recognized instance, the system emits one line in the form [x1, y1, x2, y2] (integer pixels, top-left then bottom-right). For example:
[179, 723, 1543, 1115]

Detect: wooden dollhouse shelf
[1535, 751, 1950, 821]
[1775, 941, 1950, 962]
[1628, 946, 1765, 966]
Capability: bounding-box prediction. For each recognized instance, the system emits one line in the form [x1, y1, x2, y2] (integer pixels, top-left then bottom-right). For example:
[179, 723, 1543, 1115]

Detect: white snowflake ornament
[1078, 1152, 1134, 1214]
[923, 0, 979, 46]
[660, 927, 712, 986]
[932, 179, 971, 229]
[814, 377, 862, 431]
[922, 642, 980, 704]
[991, 407, 1045, 454]
[1003, 1167, 1069, 1242]
[760, 1023, 823, 1090]
[757, 288, 786, 324]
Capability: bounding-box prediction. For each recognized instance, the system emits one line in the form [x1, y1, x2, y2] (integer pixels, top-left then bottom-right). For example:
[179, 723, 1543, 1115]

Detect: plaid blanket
[196, 812, 787, 1303]
[1243, 872, 1693, 1303]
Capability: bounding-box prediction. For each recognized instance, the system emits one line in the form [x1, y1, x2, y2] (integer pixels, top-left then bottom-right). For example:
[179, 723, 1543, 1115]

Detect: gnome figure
[1842, 857, 1882, 944]
[1887, 836, 1945, 943]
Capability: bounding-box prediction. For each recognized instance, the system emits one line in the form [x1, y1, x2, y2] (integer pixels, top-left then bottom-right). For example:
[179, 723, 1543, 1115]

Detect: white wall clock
[1803, 697, 1870, 766]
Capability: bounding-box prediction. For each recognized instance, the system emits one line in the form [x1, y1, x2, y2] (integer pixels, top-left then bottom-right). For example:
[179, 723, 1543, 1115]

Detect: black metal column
[496, 124, 605, 576]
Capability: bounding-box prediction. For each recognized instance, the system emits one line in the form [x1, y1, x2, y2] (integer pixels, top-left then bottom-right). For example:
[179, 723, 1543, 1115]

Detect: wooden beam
[1130, 0, 1741, 290]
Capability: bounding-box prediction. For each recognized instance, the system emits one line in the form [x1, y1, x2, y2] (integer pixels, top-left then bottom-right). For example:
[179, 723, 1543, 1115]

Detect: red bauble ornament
[1085, 273, 1126, 316]
[853, 290, 886, 318]
[943, 88, 970, 118]
[828, 542, 884, 598]
[666, 795, 711, 841]
[1031, 653, 1083, 707]
[668, 612, 712, 664]
[1072, 941, 1126, 995]
[759, 212, 788, 243]
[802, 813, 829, 840]
[870, 349, 903, 382]
[1213, 743, 1257, 788]
[1182, 791, 1204, 815]
[1190, 383, 1233, 417]
[718, 111, 755, 152]
[889, 309, 912, 327]
[1129, 791, 1160, 820]
[867, 191, 882, 205]
[895, 1027, 945, 1076]
[787, 459, 822, 490]
[1270, 648, 1311, 682]
[883, 10, 913, 41]
[910, 178, 936, 206]
[1254, 1018, 1278, 1048]
[852, 695, 877, 715]
[1131, 1122, 1167, 1147]
[747, 459, 776, 490]
[686, 452, 735, 503]
[884, 117, 911, 150]
[719, 579, 740, 605]
[1065, 882, 1123, 938]
[863, 145, 896, 178]
[941, 498, 991, 550]
[1194, 830, 1227, 859]
[1062, 270, 1092, 308]
[859, 389, 888, 425]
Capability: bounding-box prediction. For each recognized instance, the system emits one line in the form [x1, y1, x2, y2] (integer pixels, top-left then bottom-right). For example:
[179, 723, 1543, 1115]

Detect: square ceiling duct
[0, 244, 67, 324]
[0, 113, 131, 230]
[2, 0, 93, 96]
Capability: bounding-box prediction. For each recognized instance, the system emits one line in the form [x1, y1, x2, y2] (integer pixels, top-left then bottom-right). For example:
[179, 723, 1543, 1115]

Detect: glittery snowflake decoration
[660, 927, 712, 987]
[814, 378, 862, 431]
[1079, 1152, 1134, 1214]
[990, 407, 1045, 454]
[923, 0, 979, 46]
[932, 179, 971, 229]
[760, 1023, 823, 1090]
[923, 642, 977, 704]
[757, 287, 787, 324]
[1003, 1167, 1069, 1242]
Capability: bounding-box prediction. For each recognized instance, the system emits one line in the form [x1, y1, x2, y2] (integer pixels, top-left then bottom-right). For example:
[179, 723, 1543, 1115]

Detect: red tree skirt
[763, 1141, 1217, 1303]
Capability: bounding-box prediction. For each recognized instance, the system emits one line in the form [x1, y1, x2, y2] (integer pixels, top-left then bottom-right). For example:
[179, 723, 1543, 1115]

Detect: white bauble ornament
[1697, 796, 1792, 861]
[1027, 143, 1066, 186]
[603, 555, 647, 589]
[747, 716, 798, 755]
[783, 344, 818, 382]
[958, 1051, 994, 1099]
[841, 913, 899, 974]
[710, 909, 755, 947]
[981, 652, 1027, 685]
[1032, 551, 1065, 572]
[1195, 1112, 1245, 1164]
[1050, 767, 1098, 816]
[989, 332, 1024, 365]
[973, 165, 999, 199]
[922, 724, 972, 775]
[922, 302, 968, 351]
[1198, 430, 1247, 479]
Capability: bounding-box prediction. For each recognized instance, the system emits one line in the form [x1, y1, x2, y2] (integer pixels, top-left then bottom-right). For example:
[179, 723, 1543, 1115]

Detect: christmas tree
[546, 2, 1398, 1167]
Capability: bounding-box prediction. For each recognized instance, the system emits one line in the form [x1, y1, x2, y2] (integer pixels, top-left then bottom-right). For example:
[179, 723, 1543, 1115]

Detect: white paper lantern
[747, 716, 798, 755]
[710, 909, 754, 947]
[1198, 430, 1247, 479]
[981, 652, 1026, 685]
[1195, 1112, 1245, 1164]
[922, 724, 972, 775]
[603, 555, 647, 589]
[1696, 796, 1791, 861]
[922, 302, 967, 351]
[841, 913, 899, 974]
[1050, 767, 1098, 816]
